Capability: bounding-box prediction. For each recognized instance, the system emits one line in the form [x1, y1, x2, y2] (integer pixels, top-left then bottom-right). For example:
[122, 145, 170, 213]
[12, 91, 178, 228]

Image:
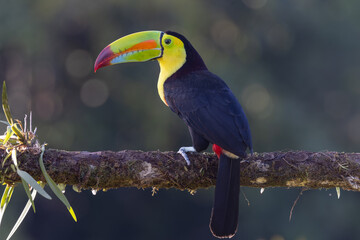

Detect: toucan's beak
[94, 31, 163, 72]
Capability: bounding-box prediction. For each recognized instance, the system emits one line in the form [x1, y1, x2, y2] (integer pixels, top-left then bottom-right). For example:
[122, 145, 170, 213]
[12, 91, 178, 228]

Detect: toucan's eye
[164, 38, 172, 45]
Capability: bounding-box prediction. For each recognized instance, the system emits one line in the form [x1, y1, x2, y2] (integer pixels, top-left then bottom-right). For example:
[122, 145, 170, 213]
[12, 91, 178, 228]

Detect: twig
[289, 188, 307, 221]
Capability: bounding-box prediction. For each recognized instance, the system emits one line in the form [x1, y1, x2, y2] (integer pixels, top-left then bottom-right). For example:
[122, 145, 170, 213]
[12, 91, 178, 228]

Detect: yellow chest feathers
[156, 36, 186, 105]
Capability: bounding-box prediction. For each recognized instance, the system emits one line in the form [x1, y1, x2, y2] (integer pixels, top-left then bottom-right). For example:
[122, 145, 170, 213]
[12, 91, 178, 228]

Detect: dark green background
[0, 1, 360, 239]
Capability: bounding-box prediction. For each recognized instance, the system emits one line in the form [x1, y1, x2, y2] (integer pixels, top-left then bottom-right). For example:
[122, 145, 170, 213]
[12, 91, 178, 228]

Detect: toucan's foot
[177, 146, 196, 165]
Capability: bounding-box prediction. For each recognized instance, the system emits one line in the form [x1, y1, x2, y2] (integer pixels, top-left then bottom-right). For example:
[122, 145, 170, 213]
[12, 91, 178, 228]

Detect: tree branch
[1, 148, 359, 192]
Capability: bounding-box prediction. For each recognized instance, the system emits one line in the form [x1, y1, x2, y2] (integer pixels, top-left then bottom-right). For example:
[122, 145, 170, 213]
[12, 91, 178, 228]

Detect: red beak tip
[94, 63, 104, 73]
[93, 45, 113, 73]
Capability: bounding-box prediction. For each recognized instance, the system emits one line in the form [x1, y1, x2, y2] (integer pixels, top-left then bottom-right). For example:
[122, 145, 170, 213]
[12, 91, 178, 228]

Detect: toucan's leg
[178, 127, 209, 165]
[177, 146, 196, 165]
[188, 126, 209, 152]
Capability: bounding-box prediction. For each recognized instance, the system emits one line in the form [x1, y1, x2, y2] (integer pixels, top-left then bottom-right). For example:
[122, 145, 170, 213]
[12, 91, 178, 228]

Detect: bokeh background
[0, 0, 360, 239]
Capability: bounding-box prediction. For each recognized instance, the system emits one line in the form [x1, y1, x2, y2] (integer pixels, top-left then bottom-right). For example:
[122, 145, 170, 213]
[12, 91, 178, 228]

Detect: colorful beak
[94, 31, 163, 72]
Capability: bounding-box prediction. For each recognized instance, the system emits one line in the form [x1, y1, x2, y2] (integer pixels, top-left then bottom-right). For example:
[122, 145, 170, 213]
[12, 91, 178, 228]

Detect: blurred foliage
[0, 0, 359, 239]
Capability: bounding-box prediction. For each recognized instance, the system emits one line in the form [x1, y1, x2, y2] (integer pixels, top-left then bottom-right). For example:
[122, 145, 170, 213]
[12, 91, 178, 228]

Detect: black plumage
[164, 31, 252, 238]
[164, 70, 252, 157]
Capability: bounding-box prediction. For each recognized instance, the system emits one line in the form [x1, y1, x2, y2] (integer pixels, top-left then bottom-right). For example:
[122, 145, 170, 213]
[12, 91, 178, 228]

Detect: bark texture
[0, 148, 359, 192]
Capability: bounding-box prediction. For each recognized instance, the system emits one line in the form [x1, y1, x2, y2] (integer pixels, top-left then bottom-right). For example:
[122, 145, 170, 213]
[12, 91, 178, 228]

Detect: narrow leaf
[11, 125, 25, 143]
[0, 120, 10, 126]
[2, 82, 13, 125]
[0, 185, 10, 209]
[68, 207, 77, 222]
[11, 149, 18, 168]
[6, 189, 37, 240]
[0, 185, 13, 210]
[39, 145, 77, 221]
[21, 179, 35, 213]
[0, 185, 14, 226]
[3, 126, 14, 146]
[16, 169, 51, 200]
[1, 152, 12, 168]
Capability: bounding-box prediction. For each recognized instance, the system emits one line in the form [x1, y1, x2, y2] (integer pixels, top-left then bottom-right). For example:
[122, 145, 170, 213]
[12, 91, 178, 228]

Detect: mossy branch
[0, 148, 359, 192]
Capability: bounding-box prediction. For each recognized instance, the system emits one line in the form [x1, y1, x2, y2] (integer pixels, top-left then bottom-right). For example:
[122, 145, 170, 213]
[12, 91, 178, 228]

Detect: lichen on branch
[1, 148, 359, 192]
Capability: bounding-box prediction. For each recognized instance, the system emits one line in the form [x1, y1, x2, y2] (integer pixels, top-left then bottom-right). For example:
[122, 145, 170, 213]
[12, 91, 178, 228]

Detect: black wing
[164, 70, 252, 157]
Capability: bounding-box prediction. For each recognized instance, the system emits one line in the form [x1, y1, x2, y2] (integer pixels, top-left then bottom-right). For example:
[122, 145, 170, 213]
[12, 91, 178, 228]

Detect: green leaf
[16, 169, 51, 200]
[2, 82, 13, 125]
[39, 145, 77, 222]
[0, 186, 10, 209]
[68, 206, 77, 222]
[1, 151, 12, 168]
[12, 148, 51, 201]
[11, 125, 25, 143]
[0, 185, 14, 226]
[0, 185, 13, 210]
[3, 126, 14, 146]
[11, 149, 35, 212]
[11, 149, 18, 168]
[6, 189, 37, 240]
[21, 179, 35, 213]
[0, 120, 11, 126]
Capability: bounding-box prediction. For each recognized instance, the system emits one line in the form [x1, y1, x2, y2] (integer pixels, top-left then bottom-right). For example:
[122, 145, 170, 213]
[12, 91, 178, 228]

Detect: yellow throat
[156, 34, 187, 106]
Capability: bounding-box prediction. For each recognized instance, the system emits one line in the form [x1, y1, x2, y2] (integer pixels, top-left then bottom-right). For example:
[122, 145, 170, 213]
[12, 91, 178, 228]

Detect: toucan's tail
[210, 154, 240, 239]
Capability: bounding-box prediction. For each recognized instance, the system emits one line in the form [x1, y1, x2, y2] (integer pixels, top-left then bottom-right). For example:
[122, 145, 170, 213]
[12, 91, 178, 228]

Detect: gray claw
[177, 146, 196, 165]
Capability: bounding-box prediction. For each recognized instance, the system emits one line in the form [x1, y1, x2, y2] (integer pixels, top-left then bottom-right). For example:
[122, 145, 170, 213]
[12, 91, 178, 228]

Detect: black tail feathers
[210, 154, 240, 238]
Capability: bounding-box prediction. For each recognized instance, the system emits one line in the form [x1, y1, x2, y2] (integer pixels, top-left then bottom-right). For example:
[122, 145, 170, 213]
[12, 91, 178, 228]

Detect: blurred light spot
[265, 24, 293, 54]
[344, 67, 360, 95]
[35, 91, 63, 121]
[270, 235, 285, 240]
[80, 79, 109, 107]
[347, 114, 360, 144]
[240, 35, 262, 63]
[34, 62, 56, 90]
[242, 83, 273, 119]
[211, 19, 239, 50]
[40, 123, 75, 149]
[242, 0, 267, 9]
[323, 91, 350, 120]
[8, 91, 31, 117]
[235, 33, 248, 55]
[65, 49, 92, 78]
[5, 52, 24, 81]
[196, 36, 218, 63]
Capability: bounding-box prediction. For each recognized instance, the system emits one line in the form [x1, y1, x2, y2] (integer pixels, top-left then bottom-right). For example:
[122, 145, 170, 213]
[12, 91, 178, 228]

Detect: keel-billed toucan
[94, 31, 253, 239]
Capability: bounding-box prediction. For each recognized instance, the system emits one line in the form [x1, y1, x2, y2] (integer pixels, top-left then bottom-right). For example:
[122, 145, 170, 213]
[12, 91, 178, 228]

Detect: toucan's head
[94, 30, 206, 74]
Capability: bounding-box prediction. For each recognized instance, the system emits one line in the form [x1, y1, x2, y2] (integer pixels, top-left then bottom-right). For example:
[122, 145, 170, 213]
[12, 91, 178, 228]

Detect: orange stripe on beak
[122, 39, 158, 54]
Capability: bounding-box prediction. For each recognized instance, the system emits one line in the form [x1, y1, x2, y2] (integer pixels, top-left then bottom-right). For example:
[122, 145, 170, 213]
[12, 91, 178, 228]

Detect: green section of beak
[94, 31, 163, 72]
